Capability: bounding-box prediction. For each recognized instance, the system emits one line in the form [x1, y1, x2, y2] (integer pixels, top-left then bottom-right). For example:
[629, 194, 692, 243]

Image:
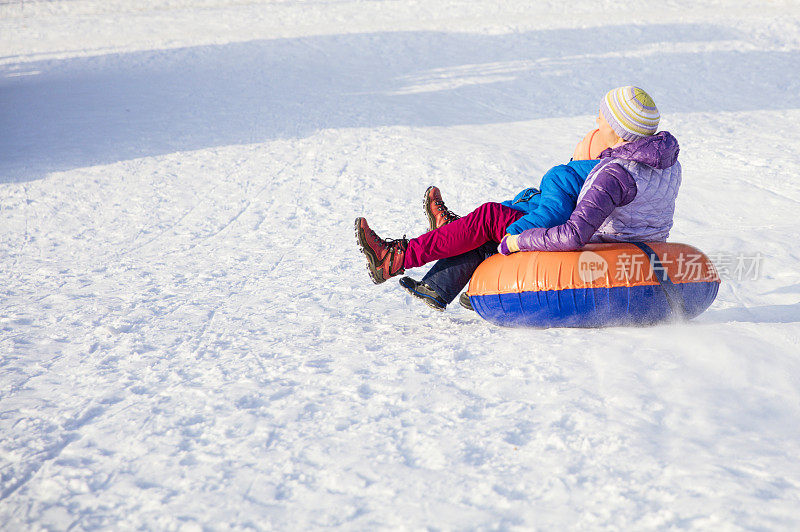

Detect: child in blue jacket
[400, 157, 601, 310]
[502, 159, 600, 235]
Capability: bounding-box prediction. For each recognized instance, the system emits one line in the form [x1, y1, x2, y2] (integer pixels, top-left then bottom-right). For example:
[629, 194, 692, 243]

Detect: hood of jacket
[599, 131, 679, 169]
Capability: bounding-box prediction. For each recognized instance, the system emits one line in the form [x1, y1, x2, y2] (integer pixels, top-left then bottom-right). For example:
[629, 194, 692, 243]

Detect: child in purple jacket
[498, 88, 680, 255]
[355, 86, 682, 298]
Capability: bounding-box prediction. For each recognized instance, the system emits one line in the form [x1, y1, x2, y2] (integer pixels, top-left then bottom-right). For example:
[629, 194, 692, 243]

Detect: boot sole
[354, 217, 385, 285]
[423, 186, 438, 233]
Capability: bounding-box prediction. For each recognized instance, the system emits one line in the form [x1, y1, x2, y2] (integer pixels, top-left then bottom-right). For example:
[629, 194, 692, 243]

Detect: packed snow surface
[2, 0, 800, 529]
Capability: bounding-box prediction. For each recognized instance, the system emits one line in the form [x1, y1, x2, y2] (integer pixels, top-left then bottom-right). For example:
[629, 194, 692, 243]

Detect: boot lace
[383, 235, 409, 251]
[368, 228, 408, 251]
[370, 232, 407, 276]
[434, 200, 460, 223]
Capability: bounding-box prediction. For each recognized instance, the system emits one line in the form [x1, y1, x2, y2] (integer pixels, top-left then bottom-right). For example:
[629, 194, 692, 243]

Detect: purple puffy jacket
[513, 131, 681, 252]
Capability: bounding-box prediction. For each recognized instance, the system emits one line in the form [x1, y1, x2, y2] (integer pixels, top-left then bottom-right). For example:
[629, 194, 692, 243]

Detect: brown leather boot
[424, 186, 460, 232]
[354, 217, 408, 284]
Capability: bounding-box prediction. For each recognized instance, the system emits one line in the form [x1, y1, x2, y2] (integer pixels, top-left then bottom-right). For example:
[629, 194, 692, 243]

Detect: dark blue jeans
[421, 241, 498, 305]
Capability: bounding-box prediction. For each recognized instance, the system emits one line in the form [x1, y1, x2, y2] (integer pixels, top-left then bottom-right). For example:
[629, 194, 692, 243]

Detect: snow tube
[466, 242, 720, 327]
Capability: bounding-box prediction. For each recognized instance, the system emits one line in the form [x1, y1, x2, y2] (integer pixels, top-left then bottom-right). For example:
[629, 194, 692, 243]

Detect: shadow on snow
[1, 23, 799, 181]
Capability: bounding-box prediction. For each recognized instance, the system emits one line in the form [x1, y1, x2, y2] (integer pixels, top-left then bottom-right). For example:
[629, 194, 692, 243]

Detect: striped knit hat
[600, 86, 660, 141]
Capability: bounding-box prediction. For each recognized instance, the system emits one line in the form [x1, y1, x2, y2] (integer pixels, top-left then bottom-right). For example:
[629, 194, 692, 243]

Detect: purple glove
[498, 237, 511, 255]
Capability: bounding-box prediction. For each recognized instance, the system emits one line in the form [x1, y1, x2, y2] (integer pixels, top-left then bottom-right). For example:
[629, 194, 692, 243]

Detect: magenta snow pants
[404, 202, 524, 269]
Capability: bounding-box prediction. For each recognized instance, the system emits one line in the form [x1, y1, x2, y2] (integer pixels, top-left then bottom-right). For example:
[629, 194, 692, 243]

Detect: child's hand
[498, 234, 520, 255]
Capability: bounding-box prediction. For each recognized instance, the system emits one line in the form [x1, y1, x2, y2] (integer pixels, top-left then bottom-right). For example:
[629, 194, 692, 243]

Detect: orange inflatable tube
[466, 242, 720, 327]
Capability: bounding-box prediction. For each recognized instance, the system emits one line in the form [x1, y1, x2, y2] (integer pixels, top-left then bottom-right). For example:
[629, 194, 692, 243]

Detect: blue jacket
[502, 159, 601, 234]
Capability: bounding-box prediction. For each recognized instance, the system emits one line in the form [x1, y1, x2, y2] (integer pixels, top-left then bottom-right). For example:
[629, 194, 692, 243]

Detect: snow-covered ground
[2, 0, 800, 529]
